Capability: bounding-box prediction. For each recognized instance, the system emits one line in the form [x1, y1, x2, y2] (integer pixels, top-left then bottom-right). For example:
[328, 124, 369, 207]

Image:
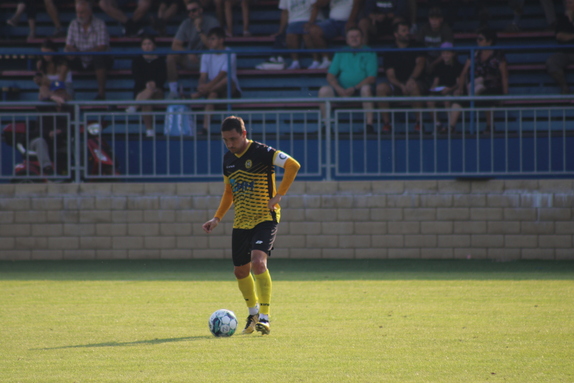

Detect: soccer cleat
[255, 319, 270, 335]
[242, 314, 259, 334]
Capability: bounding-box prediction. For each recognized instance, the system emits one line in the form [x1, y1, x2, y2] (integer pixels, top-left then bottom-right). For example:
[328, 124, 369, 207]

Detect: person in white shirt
[191, 27, 242, 134]
[305, 0, 360, 69]
[272, 0, 322, 69]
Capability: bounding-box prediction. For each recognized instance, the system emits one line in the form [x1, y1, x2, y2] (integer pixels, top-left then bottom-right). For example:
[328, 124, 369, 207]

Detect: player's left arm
[268, 152, 301, 210]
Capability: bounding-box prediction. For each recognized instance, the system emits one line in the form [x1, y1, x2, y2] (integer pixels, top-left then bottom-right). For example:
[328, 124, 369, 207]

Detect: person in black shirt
[127, 36, 167, 137]
[427, 42, 463, 134]
[376, 21, 426, 133]
[546, 0, 574, 94]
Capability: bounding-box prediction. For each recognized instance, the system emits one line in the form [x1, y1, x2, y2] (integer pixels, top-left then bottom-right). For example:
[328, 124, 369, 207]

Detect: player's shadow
[34, 336, 210, 350]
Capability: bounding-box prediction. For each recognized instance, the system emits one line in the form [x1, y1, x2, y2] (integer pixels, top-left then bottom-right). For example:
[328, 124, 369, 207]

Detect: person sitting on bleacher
[191, 27, 241, 135]
[305, 0, 361, 69]
[415, 6, 454, 75]
[34, 39, 74, 105]
[317, 27, 377, 133]
[426, 42, 463, 135]
[546, 0, 574, 95]
[98, 0, 153, 36]
[376, 21, 427, 134]
[357, 0, 397, 46]
[454, 27, 508, 134]
[166, 0, 220, 99]
[65, 0, 114, 101]
[272, 0, 321, 70]
[126, 35, 167, 138]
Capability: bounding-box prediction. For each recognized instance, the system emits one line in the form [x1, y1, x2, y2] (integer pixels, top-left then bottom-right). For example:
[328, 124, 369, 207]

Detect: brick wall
[0, 180, 572, 261]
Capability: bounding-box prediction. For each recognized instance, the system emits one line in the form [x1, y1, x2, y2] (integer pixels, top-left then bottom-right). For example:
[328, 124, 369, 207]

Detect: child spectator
[427, 42, 463, 134]
[127, 36, 167, 138]
[191, 27, 241, 134]
[35, 39, 73, 105]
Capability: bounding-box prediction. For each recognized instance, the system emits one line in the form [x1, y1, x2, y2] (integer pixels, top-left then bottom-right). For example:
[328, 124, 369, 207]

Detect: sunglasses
[188, 7, 200, 12]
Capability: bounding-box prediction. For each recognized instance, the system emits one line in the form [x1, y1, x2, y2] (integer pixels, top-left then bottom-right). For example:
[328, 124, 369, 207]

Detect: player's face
[222, 129, 248, 154]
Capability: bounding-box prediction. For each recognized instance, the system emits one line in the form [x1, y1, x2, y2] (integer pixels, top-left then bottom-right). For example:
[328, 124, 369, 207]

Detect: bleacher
[1, 1, 572, 125]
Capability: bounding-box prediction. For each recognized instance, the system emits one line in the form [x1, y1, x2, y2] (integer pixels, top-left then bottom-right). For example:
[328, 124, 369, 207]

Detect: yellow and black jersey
[222, 140, 292, 229]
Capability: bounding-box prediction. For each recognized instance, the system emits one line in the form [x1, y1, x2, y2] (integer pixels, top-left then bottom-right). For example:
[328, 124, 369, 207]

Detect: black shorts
[231, 221, 278, 267]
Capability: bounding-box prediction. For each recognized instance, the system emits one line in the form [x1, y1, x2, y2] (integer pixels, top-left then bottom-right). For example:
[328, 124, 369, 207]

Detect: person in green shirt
[318, 27, 378, 133]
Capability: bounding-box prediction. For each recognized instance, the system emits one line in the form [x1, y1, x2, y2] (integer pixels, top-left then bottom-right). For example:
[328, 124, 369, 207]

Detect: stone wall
[0, 180, 572, 261]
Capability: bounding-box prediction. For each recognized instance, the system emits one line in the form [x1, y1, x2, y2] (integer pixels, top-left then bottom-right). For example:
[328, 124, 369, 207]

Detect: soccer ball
[208, 309, 238, 337]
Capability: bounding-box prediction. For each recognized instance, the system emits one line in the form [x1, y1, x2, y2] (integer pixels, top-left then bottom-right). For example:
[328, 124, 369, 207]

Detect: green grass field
[1, 259, 573, 382]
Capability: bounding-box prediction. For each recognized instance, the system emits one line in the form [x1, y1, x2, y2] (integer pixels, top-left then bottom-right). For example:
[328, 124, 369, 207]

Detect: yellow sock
[237, 274, 258, 309]
[254, 269, 272, 316]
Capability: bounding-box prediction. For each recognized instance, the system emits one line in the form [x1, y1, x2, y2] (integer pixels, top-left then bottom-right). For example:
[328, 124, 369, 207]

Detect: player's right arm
[202, 179, 233, 233]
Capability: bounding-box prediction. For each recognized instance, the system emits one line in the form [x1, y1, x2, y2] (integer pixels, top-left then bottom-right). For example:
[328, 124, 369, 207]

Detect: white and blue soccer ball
[208, 309, 238, 337]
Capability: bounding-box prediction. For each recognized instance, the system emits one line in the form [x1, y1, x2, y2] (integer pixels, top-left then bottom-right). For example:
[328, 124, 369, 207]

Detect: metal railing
[1, 96, 573, 183]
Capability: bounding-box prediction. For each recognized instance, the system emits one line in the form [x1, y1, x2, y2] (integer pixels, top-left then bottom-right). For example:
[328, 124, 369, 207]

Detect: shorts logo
[279, 153, 287, 160]
[255, 240, 263, 244]
[245, 159, 252, 169]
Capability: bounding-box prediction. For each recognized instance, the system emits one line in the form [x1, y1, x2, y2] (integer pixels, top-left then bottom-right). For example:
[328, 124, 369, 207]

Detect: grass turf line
[0, 260, 573, 382]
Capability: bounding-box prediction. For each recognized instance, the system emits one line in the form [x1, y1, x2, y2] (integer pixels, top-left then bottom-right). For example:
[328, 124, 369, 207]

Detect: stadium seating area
[1, 0, 573, 129]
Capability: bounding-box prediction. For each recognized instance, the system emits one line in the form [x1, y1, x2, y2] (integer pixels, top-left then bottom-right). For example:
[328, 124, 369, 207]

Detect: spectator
[191, 27, 241, 134]
[34, 39, 74, 105]
[44, 0, 67, 38]
[154, 0, 191, 36]
[305, 0, 360, 69]
[6, 1, 37, 41]
[454, 27, 508, 134]
[416, 6, 454, 75]
[376, 21, 426, 133]
[506, 0, 557, 32]
[357, 0, 397, 46]
[215, 0, 251, 37]
[98, 0, 153, 36]
[318, 28, 377, 133]
[546, 0, 574, 95]
[166, 0, 220, 99]
[395, 0, 417, 34]
[272, 0, 321, 69]
[126, 36, 167, 138]
[65, 0, 113, 101]
[427, 42, 463, 134]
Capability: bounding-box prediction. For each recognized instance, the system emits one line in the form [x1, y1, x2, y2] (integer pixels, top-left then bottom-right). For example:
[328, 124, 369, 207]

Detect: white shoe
[318, 59, 331, 69]
[308, 61, 321, 69]
[125, 106, 137, 113]
[146, 130, 155, 137]
[286, 60, 300, 70]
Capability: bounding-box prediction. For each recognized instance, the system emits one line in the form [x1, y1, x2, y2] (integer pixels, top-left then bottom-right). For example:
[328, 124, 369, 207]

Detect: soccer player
[202, 116, 301, 335]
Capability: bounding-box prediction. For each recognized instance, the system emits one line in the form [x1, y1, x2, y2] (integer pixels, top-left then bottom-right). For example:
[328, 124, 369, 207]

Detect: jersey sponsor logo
[255, 240, 263, 244]
[226, 165, 235, 169]
[230, 178, 255, 193]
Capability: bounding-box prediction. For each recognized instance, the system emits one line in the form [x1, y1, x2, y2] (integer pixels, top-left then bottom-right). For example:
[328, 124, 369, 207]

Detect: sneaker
[256, 61, 285, 70]
[242, 314, 259, 334]
[255, 318, 270, 335]
[286, 60, 300, 70]
[382, 123, 392, 133]
[146, 130, 155, 137]
[269, 56, 284, 63]
[307, 61, 321, 69]
[126, 106, 137, 113]
[242, 30, 252, 37]
[318, 59, 331, 69]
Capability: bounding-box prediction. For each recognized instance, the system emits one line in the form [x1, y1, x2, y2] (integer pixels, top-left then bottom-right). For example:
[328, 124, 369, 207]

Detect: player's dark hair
[208, 27, 226, 39]
[221, 116, 246, 134]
